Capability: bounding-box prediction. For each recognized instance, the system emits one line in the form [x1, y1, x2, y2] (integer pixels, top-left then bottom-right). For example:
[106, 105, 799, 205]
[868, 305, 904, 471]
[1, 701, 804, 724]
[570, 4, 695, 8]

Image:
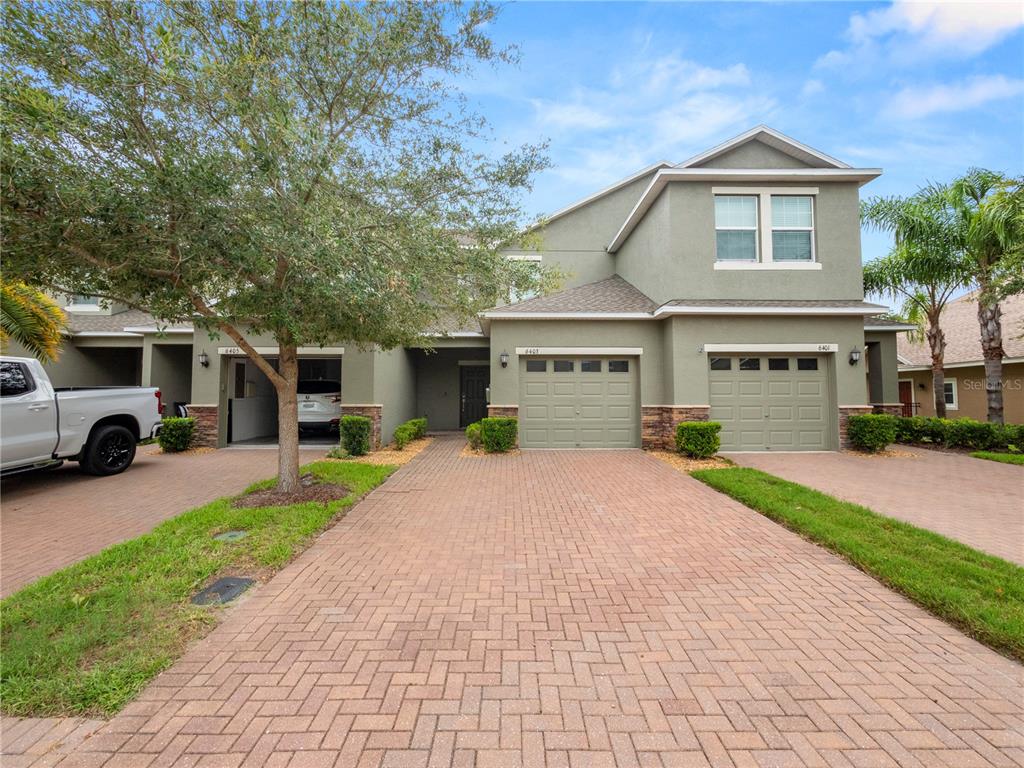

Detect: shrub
[340, 415, 371, 456]
[393, 423, 416, 450]
[465, 421, 482, 450]
[944, 418, 998, 450]
[847, 414, 897, 453]
[674, 421, 721, 459]
[408, 417, 428, 439]
[480, 417, 517, 453]
[894, 416, 946, 445]
[326, 445, 350, 459]
[158, 417, 195, 453]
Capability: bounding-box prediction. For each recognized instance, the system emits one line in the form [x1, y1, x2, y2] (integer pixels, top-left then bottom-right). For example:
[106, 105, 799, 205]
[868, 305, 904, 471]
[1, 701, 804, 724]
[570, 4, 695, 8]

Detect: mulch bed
[647, 450, 732, 473]
[233, 473, 349, 508]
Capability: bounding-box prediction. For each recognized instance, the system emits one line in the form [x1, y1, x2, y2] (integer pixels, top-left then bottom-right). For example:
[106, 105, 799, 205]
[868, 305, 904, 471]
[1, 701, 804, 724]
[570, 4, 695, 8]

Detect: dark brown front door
[899, 380, 914, 417]
[460, 366, 489, 428]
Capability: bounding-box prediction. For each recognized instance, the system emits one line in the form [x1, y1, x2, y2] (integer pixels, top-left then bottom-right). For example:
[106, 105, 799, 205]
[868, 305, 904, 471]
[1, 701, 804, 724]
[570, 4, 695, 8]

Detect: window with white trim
[943, 379, 958, 410]
[770, 196, 814, 262]
[714, 196, 758, 262]
[713, 191, 816, 265]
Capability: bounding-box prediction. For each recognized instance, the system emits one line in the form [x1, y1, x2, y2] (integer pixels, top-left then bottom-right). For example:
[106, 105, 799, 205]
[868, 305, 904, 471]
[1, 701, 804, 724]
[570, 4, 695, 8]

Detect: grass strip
[970, 451, 1024, 466]
[690, 467, 1024, 662]
[1, 460, 395, 717]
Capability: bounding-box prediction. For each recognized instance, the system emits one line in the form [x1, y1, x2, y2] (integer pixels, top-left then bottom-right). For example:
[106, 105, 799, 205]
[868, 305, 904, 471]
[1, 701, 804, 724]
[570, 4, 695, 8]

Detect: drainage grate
[191, 577, 254, 605]
[213, 530, 249, 542]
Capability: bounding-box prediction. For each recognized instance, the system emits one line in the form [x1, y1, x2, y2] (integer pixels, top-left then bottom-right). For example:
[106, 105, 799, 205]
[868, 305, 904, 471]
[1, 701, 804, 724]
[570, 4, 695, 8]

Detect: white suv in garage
[297, 379, 341, 433]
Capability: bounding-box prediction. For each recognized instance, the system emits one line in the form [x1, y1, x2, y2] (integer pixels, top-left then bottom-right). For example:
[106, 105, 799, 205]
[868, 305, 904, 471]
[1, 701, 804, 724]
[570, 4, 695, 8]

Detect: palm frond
[0, 281, 68, 362]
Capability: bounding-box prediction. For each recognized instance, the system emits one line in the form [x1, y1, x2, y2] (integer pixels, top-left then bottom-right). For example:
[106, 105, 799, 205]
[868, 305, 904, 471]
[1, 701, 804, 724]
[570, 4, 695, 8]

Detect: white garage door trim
[703, 343, 837, 353]
[515, 346, 643, 355]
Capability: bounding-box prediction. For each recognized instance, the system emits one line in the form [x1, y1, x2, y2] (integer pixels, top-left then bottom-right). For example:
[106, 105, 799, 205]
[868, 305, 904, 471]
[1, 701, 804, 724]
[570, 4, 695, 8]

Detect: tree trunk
[977, 297, 1005, 424]
[274, 343, 301, 493]
[925, 317, 946, 419]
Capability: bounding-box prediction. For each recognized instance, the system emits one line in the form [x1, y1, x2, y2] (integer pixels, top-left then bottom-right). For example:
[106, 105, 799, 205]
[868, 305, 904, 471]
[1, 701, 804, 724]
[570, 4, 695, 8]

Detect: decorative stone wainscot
[343, 405, 383, 450]
[871, 404, 903, 417]
[487, 405, 519, 419]
[838, 405, 873, 449]
[186, 404, 219, 448]
[641, 406, 711, 450]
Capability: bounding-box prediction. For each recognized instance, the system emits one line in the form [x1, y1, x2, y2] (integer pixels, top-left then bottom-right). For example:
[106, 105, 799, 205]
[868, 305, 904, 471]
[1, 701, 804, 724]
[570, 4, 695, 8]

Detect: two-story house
[16, 127, 909, 451]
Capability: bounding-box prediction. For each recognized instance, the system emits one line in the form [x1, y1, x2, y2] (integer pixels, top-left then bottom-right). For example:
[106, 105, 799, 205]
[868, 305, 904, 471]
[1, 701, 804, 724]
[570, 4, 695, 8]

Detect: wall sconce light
[198, 351, 210, 368]
[848, 346, 861, 366]
[499, 351, 509, 369]
[918, 382, 927, 391]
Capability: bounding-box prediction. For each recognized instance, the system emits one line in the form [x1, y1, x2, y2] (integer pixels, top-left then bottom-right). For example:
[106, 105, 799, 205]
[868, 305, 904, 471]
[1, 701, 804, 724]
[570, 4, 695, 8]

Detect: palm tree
[0, 281, 67, 362]
[862, 189, 969, 418]
[944, 171, 1024, 424]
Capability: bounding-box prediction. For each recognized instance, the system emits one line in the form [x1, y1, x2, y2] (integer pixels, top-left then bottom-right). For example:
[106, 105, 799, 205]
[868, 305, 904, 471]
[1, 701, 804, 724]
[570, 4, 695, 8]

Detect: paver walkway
[1, 445, 326, 597]
[729, 446, 1024, 566]
[26, 436, 1019, 767]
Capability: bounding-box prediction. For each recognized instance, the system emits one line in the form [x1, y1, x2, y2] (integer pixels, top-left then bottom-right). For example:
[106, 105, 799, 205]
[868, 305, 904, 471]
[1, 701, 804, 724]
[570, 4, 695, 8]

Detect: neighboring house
[21, 126, 910, 451]
[897, 291, 1024, 423]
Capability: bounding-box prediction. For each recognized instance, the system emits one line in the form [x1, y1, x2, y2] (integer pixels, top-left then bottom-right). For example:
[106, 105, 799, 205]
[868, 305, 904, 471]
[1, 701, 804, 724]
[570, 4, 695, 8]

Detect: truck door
[1, 361, 58, 470]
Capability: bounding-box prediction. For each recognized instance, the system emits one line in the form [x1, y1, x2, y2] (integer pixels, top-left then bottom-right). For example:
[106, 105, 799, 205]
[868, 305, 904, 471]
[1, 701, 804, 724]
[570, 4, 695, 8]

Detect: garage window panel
[553, 360, 574, 373]
[609, 360, 629, 373]
[580, 360, 602, 373]
[739, 357, 760, 371]
[797, 358, 818, 371]
[768, 358, 790, 371]
[526, 359, 546, 373]
[709, 357, 732, 371]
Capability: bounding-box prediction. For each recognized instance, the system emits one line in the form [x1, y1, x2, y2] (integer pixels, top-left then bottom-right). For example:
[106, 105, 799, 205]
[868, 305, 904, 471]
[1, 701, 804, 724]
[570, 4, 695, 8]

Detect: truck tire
[81, 425, 137, 476]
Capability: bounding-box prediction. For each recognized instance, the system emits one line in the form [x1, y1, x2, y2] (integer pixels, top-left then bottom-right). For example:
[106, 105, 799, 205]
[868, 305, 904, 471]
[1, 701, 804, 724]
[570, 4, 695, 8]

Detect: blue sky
[462, 1, 1024, 266]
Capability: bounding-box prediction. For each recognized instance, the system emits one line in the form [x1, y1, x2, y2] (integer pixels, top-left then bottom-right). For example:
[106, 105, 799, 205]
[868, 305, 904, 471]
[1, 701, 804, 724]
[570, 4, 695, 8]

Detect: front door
[899, 380, 914, 417]
[460, 366, 489, 428]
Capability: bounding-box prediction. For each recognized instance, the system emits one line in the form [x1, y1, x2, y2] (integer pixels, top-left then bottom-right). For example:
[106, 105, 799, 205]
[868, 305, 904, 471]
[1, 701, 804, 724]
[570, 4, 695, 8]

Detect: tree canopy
[2, 1, 553, 488]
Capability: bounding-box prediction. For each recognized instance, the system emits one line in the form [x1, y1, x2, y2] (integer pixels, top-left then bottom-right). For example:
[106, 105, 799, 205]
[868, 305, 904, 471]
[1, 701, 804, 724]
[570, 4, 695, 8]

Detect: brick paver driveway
[729, 447, 1024, 566]
[1, 445, 326, 597]
[37, 436, 1022, 768]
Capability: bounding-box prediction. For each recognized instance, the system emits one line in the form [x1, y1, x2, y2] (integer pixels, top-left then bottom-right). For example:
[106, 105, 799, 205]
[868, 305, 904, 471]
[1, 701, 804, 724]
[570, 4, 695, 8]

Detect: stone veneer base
[641, 406, 711, 450]
[871, 404, 903, 417]
[487, 406, 519, 419]
[186, 404, 219, 448]
[343, 405, 383, 450]
[838, 405, 873, 449]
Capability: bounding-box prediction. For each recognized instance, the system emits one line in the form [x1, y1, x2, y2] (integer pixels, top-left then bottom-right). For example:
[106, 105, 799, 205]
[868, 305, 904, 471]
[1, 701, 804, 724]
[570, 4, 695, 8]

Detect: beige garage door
[519, 357, 639, 448]
[709, 354, 831, 451]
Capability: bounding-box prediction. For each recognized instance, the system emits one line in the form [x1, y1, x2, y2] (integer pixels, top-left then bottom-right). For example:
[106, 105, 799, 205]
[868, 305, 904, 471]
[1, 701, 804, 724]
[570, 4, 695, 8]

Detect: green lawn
[1, 460, 395, 717]
[970, 451, 1024, 465]
[691, 467, 1024, 662]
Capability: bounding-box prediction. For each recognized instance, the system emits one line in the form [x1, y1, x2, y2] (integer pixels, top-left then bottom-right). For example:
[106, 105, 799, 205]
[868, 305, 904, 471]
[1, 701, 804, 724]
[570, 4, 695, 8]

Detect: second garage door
[709, 354, 831, 451]
[519, 357, 639, 448]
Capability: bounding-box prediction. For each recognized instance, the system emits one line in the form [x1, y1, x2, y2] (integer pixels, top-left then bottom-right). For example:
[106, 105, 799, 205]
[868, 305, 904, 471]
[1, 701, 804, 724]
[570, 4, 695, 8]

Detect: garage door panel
[519, 356, 638, 448]
[710, 354, 830, 452]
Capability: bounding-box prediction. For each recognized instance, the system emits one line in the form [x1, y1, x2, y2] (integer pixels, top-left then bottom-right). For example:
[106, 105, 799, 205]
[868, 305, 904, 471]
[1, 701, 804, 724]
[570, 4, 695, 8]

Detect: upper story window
[714, 196, 758, 262]
[67, 294, 101, 311]
[713, 189, 820, 269]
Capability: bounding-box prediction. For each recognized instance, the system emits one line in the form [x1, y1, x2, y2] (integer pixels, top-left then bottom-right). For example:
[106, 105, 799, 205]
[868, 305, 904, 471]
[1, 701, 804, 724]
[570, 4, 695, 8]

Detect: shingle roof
[898, 291, 1024, 367]
[485, 276, 657, 316]
[66, 309, 194, 335]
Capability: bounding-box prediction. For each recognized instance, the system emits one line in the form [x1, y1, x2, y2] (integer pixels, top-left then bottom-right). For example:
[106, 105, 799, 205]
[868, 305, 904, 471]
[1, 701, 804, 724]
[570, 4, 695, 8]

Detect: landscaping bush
[408, 417, 428, 439]
[944, 418, 998, 450]
[340, 415, 371, 456]
[465, 421, 482, 450]
[674, 421, 721, 459]
[480, 417, 517, 453]
[393, 423, 416, 450]
[326, 445, 350, 459]
[847, 413, 897, 453]
[157, 417, 195, 452]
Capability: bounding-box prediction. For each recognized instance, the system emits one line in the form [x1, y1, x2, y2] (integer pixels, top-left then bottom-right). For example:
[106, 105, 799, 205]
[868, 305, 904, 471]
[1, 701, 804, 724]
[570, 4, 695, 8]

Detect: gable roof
[677, 125, 851, 170]
[898, 291, 1024, 368]
[535, 161, 673, 228]
[481, 276, 657, 319]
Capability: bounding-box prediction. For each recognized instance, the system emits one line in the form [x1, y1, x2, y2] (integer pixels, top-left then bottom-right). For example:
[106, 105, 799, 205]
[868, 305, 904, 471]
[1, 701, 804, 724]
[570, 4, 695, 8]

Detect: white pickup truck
[1, 356, 163, 476]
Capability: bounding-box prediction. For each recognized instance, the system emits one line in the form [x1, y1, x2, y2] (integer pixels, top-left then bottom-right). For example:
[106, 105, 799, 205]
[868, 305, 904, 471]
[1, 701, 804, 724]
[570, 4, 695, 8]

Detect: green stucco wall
[864, 331, 899, 405]
[412, 348, 490, 430]
[373, 347, 417, 442]
[7, 338, 143, 388]
[145, 341, 193, 416]
[691, 139, 816, 170]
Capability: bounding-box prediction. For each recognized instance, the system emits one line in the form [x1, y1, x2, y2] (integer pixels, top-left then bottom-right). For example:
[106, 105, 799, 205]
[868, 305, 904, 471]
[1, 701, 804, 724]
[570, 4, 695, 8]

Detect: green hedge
[340, 415, 371, 456]
[893, 415, 1023, 451]
[481, 417, 517, 453]
[847, 414, 897, 453]
[392, 417, 428, 450]
[157, 417, 195, 452]
[675, 421, 721, 459]
[465, 421, 482, 450]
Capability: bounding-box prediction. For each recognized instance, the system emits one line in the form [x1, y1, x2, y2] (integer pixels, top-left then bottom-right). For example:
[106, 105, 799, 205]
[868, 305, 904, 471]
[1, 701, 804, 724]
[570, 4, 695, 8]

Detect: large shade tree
[862, 189, 970, 418]
[2, 1, 552, 490]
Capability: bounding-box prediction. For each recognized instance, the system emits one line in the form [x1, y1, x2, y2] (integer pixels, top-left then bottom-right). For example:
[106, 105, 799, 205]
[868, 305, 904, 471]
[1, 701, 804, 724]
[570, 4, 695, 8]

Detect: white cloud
[818, 0, 1024, 68]
[884, 75, 1024, 119]
[801, 79, 825, 97]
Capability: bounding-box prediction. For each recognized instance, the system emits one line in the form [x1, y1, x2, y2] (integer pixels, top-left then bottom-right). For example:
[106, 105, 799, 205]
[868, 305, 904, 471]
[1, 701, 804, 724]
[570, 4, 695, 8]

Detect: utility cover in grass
[192, 577, 254, 605]
[213, 530, 249, 542]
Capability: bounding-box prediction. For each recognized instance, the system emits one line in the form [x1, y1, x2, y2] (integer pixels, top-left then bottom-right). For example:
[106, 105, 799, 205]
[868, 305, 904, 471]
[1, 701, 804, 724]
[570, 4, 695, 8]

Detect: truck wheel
[82, 425, 137, 476]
